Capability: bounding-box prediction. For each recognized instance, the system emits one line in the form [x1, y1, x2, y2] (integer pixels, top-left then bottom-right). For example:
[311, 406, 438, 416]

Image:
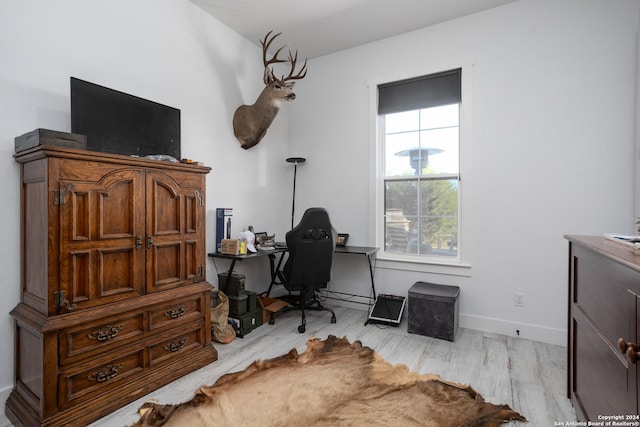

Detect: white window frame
[367, 61, 473, 276]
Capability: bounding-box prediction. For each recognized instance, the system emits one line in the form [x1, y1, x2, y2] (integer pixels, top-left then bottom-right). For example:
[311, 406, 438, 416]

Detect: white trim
[375, 257, 472, 277]
[459, 313, 566, 347]
[458, 63, 473, 266]
[368, 82, 380, 247]
[325, 300, 566, 346]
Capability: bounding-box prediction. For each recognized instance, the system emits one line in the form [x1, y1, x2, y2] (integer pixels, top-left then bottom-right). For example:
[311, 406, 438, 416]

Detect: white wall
[289, 0, 640, 345]
[0, 0, 293, 413]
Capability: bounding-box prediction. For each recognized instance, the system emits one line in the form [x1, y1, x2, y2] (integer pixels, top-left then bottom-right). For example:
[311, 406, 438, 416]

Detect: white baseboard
[324, 297, 567, 346]
[459, 313, 566, 346]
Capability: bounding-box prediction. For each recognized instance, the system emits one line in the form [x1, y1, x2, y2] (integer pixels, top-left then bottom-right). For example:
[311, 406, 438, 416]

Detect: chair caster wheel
[269, 319, 275, 325]
[331, 316, 336, 324]
[298, 325, 306, 333]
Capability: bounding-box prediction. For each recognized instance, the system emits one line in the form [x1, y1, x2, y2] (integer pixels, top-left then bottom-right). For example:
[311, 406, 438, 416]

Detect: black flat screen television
[70, 77, 180, 159]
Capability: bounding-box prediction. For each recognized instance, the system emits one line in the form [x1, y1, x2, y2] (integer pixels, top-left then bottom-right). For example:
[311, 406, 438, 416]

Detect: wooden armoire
[6, 144, 218, 426]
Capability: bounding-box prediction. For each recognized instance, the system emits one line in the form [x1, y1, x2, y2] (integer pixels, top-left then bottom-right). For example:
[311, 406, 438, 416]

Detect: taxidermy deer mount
[233, 31, 307, 150]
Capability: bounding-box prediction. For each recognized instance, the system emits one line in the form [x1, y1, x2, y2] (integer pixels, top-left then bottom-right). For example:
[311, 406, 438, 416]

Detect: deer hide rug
[133, 335, 526, 427]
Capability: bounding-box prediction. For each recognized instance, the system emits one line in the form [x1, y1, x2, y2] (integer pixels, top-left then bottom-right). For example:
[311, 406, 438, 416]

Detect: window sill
[376, 253, 471, 277]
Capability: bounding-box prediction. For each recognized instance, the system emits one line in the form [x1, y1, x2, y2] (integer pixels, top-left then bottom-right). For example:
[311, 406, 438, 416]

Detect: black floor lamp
[286, 157, 306, 229]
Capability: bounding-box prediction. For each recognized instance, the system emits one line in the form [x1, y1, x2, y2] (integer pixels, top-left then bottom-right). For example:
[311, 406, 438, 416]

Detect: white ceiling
[189, 0, 517, 58]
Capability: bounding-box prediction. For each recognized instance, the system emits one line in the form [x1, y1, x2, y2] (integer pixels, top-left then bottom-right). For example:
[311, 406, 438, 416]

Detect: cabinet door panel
[185, 239, 199, 281]
[69, 189, 90, 240]
[68, 250, 91, 304]
[152, 242, 182, 288]
[59, 170, 145, 312]
[146, 172, 204, 292]
[98, 246, 138, 295]
[150, 178, 180, 235]
[184, 192, 202, 282]
[100, 179, 136, 237]
[185, 191, 200, 233]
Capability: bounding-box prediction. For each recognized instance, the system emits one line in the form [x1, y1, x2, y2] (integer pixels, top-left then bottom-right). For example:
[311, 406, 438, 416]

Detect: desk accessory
[254, 231, 267, 243]
[336, 233, 349, 246]
[367, 294, 406, 326]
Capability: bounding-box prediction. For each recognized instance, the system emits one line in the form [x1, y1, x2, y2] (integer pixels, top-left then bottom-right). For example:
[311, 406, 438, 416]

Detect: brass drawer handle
[164, 337, 188, 352]
[165, 305, 187, 319]
[88, 363, 124, 383]
[88, 324, 124, 341]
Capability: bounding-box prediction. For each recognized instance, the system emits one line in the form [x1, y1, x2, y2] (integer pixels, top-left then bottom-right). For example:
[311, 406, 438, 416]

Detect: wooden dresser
[566, 235, 640, 420]
[6, 145, 218, 426]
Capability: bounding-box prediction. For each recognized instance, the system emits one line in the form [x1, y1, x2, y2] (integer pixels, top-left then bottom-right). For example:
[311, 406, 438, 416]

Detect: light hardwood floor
[72, 304, 576, 426]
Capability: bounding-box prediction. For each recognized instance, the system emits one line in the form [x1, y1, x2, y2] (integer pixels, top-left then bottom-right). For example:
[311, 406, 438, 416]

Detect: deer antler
[282, 50, 307, 82]
[261, 31, 287, 84]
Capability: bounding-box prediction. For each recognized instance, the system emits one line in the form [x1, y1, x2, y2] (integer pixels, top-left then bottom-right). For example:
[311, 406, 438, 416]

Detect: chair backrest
[283, 208, 334, 291]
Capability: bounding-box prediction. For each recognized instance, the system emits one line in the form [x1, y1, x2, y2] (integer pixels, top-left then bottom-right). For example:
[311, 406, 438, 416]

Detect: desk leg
[265, 252, 286, 296]
[364, 254, 377, 326]
[366, 254, 377, 300]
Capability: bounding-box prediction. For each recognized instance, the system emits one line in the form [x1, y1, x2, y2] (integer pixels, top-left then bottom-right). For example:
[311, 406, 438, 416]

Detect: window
[378, 69, 461, 261]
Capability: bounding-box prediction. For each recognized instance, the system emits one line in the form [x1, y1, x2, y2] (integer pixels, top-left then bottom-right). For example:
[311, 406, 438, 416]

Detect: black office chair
[281, 207, 337, 333]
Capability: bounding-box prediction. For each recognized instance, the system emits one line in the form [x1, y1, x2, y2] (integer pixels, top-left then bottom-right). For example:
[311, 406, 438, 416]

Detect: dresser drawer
[148, 294, 205, 331]
[573, 245, 635, 350]
[58, 347, 145, 410]
[148, 321, 207, 367]
[59, 311, 145, 366]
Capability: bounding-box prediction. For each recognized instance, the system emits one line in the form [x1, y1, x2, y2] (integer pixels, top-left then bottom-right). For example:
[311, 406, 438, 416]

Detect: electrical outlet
[514, 293, 525, 307]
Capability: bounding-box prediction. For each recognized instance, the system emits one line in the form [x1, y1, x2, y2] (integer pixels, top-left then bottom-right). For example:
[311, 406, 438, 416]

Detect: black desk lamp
[286, 157, 306, 229]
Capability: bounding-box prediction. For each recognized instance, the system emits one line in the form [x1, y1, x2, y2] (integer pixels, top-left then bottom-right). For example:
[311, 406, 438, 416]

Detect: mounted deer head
[233, 31, 307, 150]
